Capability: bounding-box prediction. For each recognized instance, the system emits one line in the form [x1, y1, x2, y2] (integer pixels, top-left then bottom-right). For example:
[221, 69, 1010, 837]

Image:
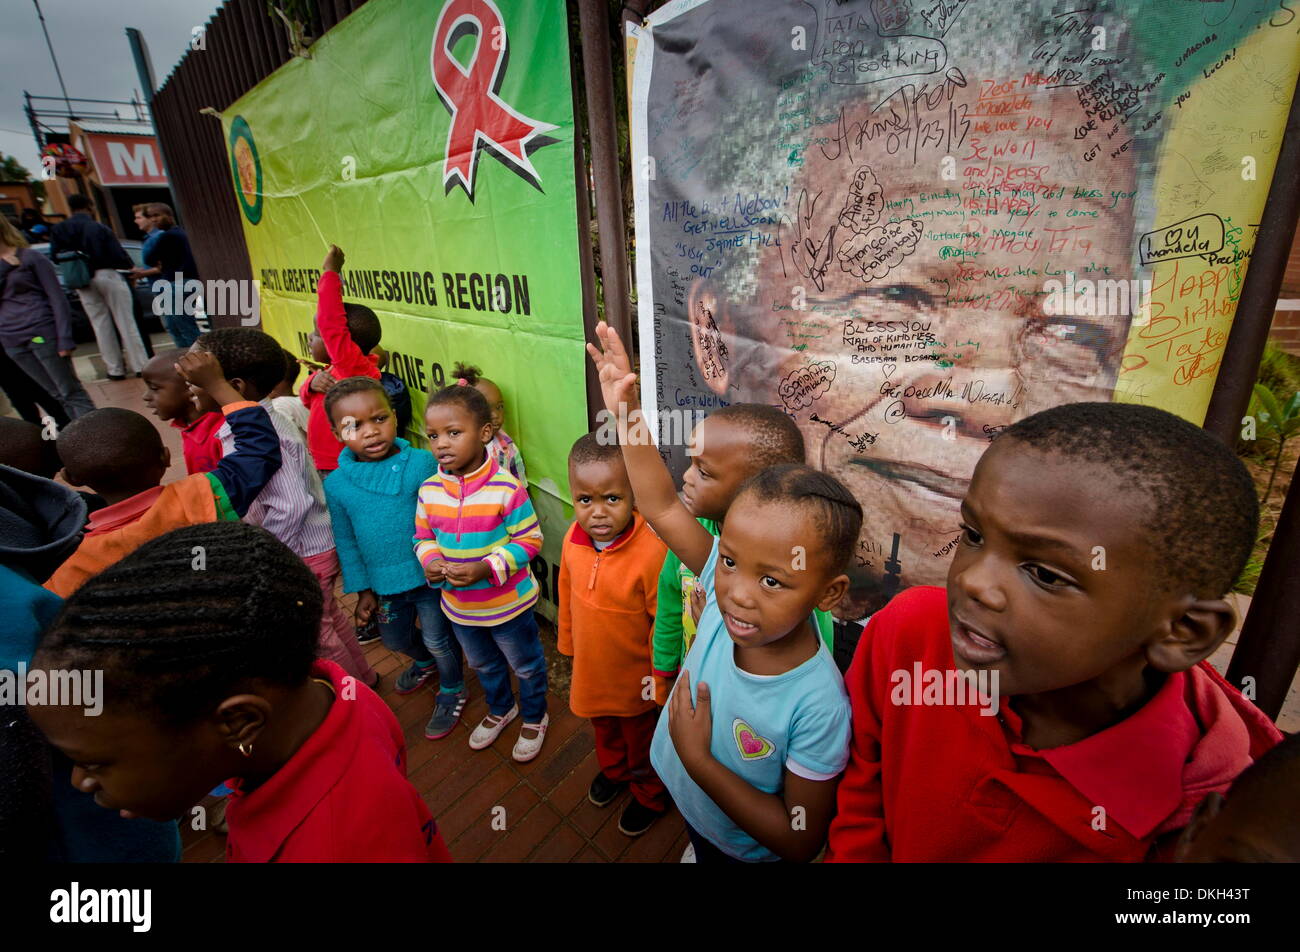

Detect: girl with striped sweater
[414, 381, 549, 762]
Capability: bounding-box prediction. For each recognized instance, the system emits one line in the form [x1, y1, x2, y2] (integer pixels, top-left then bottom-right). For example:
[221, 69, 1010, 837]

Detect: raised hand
[176, 350, 243, 409]
[175, 350, 226, 393]
[323, 244, 345, 274]
[585, 321, 639, 415]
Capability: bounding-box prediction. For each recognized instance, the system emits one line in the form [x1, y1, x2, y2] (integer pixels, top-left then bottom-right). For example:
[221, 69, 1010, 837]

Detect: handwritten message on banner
[630, 0, 1300, 618]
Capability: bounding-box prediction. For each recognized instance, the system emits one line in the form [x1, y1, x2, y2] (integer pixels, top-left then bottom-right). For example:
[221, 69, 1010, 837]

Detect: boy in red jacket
[826, 402, 1282, 862]
[558, 434, 669, 837]
[300, 244, 382, 474]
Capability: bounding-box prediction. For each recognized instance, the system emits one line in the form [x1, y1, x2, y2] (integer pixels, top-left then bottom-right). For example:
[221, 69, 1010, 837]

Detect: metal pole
[1201, 69, 1300, 720]
[577, 0, 633, 349]
[32, 0, 74, 117]
[570, 7, 603, 431]
[1228, 457, 1300, 720]
[24, 92, 43, 150]
[1202, 68, 1300, 444]
[126, 27, 189, 230]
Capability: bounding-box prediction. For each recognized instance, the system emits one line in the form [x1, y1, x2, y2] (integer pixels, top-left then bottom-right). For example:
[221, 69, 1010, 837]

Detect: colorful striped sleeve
[412, 481, 443, 567]
[484, 483, 543, 585]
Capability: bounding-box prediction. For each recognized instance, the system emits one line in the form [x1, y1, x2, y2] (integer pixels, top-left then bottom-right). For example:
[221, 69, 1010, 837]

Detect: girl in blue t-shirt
[588, 322, 858, 862]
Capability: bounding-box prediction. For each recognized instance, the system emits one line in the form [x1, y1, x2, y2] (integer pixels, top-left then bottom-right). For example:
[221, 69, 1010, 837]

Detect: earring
[238, 741, 253, 758]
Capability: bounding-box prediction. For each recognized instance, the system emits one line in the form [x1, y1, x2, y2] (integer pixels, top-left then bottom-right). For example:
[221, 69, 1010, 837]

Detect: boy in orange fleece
[45, 351, 281, 598]
[558, 433, 669, 837]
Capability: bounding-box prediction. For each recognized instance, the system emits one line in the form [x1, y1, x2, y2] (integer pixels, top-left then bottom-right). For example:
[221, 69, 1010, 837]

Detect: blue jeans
[377, 586, 464, 690]
[450, 610, 547, 722]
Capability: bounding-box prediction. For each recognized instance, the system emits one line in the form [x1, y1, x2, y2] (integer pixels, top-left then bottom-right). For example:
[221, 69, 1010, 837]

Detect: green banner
[222, 0, 586, 618]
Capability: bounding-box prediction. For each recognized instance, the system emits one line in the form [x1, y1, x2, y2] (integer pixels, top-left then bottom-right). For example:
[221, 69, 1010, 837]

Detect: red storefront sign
[83, 134, 167, 186]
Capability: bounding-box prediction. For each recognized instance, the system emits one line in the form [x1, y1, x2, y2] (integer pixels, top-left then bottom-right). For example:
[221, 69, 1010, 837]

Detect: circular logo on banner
[228, 115, 263, 225]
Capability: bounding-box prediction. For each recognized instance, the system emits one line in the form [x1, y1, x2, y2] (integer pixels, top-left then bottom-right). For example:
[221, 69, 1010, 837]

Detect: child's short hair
[0, 418, 60, 479]
[281, 348, 301, 388]
[996, 402, 1257, 597]
[57, 409, 163, 490]
[340, 303, 382, 354]
[451, 362, 483, 385]
[427, 380, 491, 428]
[569, 431, 622, 469]
[196, 328, 285, 396]
[736, 464, 863, 573]
[35, 522, 322, 726]
[709, 403, 805, 468]
[324, 376, 390, 426]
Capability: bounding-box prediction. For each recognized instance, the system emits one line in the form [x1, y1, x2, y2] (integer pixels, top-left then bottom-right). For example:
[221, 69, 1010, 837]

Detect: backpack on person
[53, 250, 92, 290]
[380, 371, 412, 434]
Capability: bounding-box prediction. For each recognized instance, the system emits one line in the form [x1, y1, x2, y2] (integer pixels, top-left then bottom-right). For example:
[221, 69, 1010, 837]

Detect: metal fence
[150, 0, 371, 325]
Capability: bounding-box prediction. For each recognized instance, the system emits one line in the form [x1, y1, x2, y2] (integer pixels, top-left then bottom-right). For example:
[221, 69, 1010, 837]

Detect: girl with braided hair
[26, 521, 453, 862]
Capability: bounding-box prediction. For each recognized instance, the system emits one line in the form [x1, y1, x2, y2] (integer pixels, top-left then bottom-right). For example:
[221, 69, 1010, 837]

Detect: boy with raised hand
[826, 402, 1283, 862]
[301, 244, 382, 475]
[45, 351, 281, 598]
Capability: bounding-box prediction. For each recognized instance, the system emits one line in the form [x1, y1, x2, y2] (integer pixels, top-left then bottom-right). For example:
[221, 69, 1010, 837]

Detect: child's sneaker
[618, 800, 663, 837]
[355, 616, 381, 644]
[588, 771, 626, 807]
[424, 690, 467, 740]
[468, 704, 518, 749]
[394, 661, 436, 695]
[680, 843, 696, 863]
[511, 713, 549, 763]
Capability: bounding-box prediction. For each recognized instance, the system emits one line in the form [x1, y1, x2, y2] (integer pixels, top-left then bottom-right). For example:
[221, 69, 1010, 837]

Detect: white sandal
[511, 714, 549, 762]
[468, 704, 518, 750]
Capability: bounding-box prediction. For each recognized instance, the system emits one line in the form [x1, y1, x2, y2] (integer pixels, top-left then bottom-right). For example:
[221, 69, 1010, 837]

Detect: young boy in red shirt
[557, 434, 669, 836]
[826, 402, 1282, 862]
[141, 349, 224, 474]
[300, 244, 382, 474]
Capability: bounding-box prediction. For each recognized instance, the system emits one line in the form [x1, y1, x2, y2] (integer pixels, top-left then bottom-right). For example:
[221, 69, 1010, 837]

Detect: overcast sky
[0, 0, 223, 174]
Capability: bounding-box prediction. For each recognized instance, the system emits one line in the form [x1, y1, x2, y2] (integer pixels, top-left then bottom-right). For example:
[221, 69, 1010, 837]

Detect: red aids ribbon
[431, 0, 557, 198]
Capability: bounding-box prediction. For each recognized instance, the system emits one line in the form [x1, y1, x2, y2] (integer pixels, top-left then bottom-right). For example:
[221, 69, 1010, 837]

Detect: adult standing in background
[132, 203, 203, 348]
[50, 194, 149, 381]
[0, 217, 95, 419]
[133, 203, 163, 263]
[0, 346, 70, 429]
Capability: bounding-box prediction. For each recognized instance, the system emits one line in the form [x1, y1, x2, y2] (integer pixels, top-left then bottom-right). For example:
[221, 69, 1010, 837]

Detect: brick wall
[1268, 221, 1300, 355]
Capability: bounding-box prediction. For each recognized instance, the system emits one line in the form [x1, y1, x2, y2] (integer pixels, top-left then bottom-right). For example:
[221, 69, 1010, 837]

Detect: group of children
[5, 242, 1297, 863]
